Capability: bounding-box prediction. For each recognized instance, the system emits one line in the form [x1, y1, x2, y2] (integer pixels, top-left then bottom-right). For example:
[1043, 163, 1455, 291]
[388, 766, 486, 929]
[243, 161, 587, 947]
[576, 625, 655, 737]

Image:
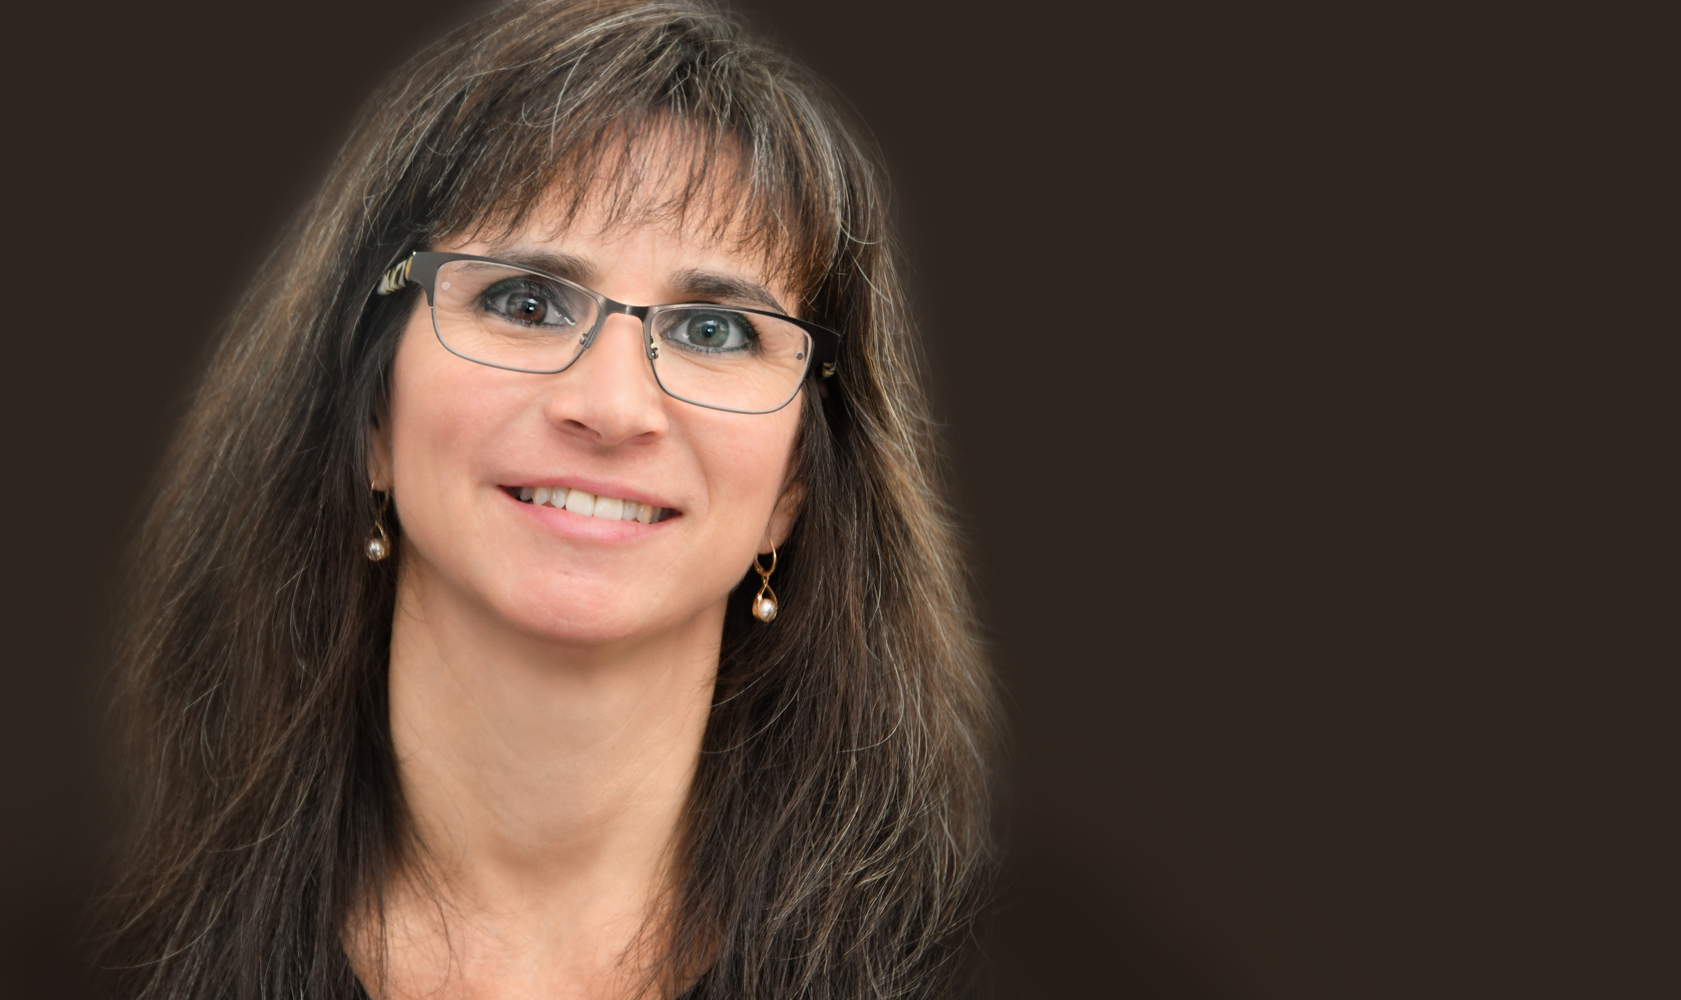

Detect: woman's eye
[670, 311, 751, 350]
[482, 282, 575, 328]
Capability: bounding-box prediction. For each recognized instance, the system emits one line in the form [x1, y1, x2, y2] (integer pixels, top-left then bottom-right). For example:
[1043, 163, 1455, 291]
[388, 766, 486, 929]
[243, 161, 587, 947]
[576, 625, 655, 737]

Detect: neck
[365, 561, 720, 999]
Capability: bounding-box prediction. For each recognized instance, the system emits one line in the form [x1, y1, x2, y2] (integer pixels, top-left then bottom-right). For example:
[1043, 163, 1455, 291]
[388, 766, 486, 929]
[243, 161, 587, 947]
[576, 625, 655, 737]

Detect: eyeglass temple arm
[377, 253, 450, 306]
[376, 255, 412, 296]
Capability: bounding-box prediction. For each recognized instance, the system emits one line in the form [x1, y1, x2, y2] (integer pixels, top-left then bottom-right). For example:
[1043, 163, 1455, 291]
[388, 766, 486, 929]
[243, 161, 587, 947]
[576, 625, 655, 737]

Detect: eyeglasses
[376, 251, 840, 414]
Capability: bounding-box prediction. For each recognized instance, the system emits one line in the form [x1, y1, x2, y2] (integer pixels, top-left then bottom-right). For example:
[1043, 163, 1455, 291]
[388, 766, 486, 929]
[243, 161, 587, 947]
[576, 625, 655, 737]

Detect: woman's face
[373, 192, 805, 647]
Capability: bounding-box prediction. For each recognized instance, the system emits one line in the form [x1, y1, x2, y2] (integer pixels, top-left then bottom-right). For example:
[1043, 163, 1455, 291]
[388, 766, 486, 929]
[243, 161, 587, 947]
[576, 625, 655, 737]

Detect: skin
[359, 179, 805, 999]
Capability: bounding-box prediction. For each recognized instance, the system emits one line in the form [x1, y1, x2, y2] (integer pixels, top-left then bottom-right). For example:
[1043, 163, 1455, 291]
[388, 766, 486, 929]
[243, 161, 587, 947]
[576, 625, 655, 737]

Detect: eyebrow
[479, 244, 786, 314]
[480, 246, 595, 284]
[667, 268, 786, 314]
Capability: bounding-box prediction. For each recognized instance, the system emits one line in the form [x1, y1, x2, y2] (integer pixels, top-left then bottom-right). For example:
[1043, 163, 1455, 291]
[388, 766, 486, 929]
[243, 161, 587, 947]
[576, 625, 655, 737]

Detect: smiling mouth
[503, 485, 674, 524]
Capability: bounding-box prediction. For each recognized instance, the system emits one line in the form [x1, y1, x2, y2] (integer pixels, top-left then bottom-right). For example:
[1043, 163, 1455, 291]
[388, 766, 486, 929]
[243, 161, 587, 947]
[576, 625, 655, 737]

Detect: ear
[367, 407, 394, 492]
[761, 479, 806, 554]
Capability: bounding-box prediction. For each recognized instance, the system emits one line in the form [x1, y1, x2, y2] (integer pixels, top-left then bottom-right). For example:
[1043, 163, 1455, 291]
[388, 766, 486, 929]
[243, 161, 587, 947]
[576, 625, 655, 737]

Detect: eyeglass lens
[430, 260, 812, 413]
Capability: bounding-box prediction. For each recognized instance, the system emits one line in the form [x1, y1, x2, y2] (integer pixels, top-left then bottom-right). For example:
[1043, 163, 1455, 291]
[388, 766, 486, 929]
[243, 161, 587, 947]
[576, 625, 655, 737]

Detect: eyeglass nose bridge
[581, 300, 655, 359]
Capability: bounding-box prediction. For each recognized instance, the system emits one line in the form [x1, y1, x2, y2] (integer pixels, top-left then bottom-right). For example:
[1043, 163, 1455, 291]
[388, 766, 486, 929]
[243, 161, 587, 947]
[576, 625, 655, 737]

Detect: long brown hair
[97, 2, 997, 996]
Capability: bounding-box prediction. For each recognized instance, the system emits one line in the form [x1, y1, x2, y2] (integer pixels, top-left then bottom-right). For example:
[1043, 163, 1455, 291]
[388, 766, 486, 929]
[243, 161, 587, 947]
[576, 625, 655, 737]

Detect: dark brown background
[1, 2, 1668, 998]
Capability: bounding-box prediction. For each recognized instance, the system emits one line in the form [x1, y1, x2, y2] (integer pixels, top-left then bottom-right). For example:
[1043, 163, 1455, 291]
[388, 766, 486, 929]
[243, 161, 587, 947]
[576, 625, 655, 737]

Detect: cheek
[689, 402, 802, 525]
[385, 318, 511, 512]
[390, 322, 453, 467]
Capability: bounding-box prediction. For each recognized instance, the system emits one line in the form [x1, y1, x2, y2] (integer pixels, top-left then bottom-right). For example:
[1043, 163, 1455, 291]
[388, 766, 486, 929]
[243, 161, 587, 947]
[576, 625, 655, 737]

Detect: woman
[98, 2, 996, 997]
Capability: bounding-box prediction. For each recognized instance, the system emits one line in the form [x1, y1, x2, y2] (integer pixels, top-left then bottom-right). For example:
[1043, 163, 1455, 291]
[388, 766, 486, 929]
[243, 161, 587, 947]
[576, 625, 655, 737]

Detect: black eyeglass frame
[377, 251, 841, 414]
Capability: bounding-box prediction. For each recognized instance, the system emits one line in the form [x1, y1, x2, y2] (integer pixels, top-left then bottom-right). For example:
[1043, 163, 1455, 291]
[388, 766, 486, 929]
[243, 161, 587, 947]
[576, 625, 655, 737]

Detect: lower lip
[504, 489, 674, 540]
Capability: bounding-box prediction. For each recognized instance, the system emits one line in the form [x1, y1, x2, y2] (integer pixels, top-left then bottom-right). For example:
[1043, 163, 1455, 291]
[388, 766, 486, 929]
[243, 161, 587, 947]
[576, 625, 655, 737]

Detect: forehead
[455, 129, 800, 297]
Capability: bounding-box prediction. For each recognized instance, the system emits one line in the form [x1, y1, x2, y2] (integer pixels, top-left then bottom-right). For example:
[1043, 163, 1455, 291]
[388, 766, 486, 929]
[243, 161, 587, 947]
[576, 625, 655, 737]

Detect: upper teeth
[518, 485, 659, 523]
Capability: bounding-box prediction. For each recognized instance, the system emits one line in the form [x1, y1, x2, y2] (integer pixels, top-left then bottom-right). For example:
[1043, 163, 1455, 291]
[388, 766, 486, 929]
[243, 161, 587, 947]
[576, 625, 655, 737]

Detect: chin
[404, 537, 725, 649]
[489, 579, 684, 647]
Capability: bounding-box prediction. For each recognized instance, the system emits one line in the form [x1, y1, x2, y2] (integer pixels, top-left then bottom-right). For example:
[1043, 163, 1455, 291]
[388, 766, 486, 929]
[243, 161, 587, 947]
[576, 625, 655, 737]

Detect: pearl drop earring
[751, 542, 778, 622]
[365, 482, 392, 562]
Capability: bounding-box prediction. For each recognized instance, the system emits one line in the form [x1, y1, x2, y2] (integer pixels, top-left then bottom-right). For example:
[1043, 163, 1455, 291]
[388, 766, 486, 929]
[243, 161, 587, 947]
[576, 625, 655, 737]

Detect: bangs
[386, 3, 862, 302]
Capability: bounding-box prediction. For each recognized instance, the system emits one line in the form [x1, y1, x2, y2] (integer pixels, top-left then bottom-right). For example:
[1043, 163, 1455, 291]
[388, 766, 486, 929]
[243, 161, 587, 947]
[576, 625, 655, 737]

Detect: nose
[541, 313, 669, 447]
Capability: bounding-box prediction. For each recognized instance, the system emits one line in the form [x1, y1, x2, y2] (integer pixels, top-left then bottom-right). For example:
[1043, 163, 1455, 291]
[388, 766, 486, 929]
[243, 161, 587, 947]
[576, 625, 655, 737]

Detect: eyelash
[482, 282, 573, 320]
